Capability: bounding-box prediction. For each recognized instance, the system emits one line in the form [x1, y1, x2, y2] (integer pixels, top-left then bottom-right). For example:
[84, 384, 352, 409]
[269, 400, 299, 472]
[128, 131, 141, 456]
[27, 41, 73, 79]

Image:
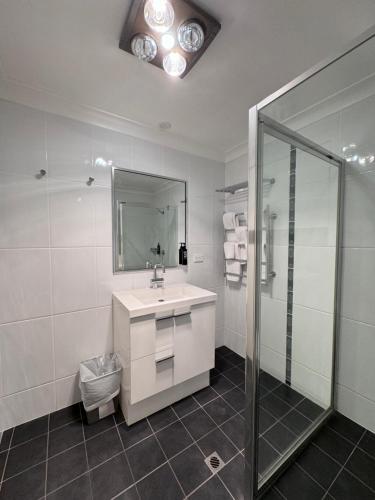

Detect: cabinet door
[130, 354, 173, 404]
[173, 302, 215, 385]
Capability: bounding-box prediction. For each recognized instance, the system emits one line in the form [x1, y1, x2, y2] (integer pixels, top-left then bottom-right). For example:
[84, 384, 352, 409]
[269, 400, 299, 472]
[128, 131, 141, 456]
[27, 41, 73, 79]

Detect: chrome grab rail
[261, 205, 277, 285]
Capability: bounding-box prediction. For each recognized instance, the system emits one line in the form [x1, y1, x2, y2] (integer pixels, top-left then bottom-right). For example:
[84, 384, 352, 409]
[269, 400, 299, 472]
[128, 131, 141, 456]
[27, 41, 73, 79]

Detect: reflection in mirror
[112, 168, 186, 272]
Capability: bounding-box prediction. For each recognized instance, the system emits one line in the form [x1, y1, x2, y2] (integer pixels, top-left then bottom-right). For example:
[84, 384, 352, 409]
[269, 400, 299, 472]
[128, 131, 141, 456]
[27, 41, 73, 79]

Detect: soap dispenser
[179, 243, 188, 265]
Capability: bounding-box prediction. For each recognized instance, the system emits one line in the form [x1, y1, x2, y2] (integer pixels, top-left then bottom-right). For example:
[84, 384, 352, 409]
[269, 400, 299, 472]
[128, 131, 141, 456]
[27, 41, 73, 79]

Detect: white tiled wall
[0, 99, 225, 431]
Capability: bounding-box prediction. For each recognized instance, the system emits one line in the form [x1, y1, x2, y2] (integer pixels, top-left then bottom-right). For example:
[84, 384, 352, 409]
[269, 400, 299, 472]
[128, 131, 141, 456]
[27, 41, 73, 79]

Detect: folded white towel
[226, 232, 238, 242]
[235, 242, 247, 261]
[223, 212, 238, 230]
[224, 242, 235, 259]
[226, 260, 241, 282]
[235, 226, 247, 242]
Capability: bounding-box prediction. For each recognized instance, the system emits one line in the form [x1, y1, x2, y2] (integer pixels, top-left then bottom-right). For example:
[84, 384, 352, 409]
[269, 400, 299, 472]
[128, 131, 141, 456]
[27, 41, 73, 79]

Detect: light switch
[193, 253, 204, 263]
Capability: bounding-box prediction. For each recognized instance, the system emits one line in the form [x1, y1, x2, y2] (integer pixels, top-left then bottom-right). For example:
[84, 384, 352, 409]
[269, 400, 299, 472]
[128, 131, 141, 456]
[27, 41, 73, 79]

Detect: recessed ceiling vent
[119, 0, 221, 78]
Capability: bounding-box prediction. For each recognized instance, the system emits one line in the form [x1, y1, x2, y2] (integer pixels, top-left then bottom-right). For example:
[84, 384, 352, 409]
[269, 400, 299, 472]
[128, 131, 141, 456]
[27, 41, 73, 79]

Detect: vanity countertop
[113, 283, 217, 318]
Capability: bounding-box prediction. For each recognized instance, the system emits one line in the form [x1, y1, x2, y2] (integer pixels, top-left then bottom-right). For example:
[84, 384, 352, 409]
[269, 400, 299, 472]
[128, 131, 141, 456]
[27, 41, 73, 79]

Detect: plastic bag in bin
[79, 353, 122, 412]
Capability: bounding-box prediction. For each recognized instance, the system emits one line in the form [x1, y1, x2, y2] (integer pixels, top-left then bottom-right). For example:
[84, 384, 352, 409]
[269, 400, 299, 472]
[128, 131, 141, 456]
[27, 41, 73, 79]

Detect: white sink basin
[113, 284, 216, 317]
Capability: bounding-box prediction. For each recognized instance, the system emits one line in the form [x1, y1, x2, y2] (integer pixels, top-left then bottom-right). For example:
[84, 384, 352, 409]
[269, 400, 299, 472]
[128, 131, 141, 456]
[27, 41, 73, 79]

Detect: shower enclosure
[245, 25, 375, 499]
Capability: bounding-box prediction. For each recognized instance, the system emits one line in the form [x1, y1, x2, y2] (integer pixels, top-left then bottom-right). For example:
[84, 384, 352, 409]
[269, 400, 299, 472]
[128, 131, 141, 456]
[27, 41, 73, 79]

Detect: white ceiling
[0, 0, 375, 157]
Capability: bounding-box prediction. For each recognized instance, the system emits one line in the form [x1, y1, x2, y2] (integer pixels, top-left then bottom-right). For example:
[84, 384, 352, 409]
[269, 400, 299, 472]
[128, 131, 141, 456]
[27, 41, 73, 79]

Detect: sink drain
[204, 452, 225, 473]
[158, 299, 165, 302]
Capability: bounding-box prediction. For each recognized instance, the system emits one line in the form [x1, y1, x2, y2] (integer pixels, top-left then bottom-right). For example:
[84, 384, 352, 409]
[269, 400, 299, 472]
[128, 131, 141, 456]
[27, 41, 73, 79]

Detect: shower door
[246, 114, 344, 497]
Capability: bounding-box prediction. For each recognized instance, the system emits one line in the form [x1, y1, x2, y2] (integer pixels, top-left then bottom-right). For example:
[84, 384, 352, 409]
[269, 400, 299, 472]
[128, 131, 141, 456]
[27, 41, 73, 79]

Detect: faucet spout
[151, 263, 165, 288]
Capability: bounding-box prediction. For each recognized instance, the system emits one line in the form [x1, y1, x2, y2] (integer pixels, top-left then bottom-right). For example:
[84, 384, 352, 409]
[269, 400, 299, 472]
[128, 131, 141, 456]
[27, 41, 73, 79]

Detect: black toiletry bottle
[179, 243, 188, 265]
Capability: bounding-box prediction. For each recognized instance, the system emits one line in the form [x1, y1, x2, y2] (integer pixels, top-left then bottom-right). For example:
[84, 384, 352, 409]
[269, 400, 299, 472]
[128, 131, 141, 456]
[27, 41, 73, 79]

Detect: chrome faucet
[150, 263, 165, 288]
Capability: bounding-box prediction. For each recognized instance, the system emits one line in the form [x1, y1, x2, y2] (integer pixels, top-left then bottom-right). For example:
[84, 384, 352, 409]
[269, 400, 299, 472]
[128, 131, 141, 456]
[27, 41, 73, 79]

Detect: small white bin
[79, 353, 122, 417]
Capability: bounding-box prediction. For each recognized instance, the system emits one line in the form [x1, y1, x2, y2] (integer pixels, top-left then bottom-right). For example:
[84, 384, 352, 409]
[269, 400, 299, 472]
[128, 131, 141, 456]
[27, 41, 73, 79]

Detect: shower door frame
[245, 25, 375, 499]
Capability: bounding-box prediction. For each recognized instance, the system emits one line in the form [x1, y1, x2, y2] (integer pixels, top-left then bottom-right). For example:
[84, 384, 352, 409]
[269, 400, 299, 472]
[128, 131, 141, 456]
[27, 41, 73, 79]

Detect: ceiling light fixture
[131, 34, 157, 61]
[161, 32, 175, 50]
[144, 0, 174, 33]
[119, 0, 221, 78]
[163, 52, 186, 77]
[178, 21, 205, 52]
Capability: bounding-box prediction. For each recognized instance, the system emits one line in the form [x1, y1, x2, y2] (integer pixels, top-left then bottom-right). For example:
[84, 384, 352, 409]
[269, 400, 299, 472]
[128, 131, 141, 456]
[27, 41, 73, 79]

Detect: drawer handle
[156, 315, 174, 321]
[156, 354, 175, 364]
[174, 311, 191, 318]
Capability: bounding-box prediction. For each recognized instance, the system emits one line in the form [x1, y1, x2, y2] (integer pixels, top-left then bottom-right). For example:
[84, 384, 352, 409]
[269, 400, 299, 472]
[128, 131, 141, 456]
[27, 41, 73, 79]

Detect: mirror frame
[111, 166, 188, 274]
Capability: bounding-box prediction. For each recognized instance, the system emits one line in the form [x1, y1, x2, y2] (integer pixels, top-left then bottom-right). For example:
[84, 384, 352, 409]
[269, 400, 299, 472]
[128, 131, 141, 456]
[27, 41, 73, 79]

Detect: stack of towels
[223, 212, 247, 282]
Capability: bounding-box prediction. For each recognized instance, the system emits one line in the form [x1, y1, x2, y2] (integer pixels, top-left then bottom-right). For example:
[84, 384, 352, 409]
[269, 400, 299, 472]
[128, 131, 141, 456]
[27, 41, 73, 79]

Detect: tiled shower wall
[0, 99, 225, 431]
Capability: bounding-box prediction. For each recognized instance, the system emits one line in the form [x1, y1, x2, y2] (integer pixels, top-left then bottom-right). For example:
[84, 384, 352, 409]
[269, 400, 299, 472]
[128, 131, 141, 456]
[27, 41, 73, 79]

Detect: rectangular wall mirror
[112, 168, 187, 272]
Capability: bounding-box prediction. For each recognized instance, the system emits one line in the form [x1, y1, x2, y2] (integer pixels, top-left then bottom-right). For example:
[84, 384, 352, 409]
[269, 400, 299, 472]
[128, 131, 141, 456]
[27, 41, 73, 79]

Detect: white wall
[0, 98, 225, 431]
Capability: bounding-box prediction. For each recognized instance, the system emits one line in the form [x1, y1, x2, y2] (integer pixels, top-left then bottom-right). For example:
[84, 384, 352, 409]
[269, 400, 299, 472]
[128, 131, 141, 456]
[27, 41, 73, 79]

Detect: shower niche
[112, 168, 186, 272]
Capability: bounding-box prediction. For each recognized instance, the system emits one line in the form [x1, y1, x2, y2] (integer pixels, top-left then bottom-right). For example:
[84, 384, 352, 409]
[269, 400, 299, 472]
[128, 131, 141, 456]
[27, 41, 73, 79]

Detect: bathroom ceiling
[0, 0, 374, 157]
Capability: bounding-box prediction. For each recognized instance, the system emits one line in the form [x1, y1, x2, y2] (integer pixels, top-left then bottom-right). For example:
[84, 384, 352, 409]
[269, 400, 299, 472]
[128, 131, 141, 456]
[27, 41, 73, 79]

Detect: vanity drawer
[130, 352, 174, 404]
[130, 314, 174, 360]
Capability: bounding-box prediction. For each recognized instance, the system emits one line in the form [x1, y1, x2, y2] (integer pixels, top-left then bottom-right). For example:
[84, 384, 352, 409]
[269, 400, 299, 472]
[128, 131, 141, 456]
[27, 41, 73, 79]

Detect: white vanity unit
[113, 284, 216, 425]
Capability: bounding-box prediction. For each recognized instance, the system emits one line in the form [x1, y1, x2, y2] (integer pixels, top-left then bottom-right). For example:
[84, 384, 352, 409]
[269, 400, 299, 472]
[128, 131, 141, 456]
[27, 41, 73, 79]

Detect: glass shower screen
[255, 117, 342, 487]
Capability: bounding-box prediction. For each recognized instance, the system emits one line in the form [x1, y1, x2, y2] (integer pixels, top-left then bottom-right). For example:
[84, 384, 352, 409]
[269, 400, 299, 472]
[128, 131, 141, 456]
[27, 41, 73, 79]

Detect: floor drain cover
[204, 452, 225, 473]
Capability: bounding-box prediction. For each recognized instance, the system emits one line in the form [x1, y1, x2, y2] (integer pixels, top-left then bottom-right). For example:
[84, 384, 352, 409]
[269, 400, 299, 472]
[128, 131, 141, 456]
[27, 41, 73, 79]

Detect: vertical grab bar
[261, 205, 277, 285]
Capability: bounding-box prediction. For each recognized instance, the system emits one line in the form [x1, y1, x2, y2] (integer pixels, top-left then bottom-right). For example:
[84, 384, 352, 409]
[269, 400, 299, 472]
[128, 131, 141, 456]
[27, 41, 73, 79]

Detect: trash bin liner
[79, 353, 122, 412]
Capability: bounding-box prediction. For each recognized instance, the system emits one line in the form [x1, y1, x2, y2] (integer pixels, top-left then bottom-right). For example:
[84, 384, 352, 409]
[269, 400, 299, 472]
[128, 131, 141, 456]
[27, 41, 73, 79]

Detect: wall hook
[36, 169, 47, 179]
[87, 177, 95, 186]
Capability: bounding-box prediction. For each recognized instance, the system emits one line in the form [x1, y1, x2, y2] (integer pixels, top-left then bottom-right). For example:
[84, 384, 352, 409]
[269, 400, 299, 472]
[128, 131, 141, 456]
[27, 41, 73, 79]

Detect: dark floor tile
[210, 367, 221, 379]
[224, 367, 244, 386]
[47, 472, 92, 500]
[216, 346, 233, 358]
[329, 468, 375, 500]
[86, 427, 123, 469]
[114, 408, 125, 425]
[83, 414, 115, 440]
[157, 421, 193, 459]
[0, 429, 13, 452]
[148, 407, 177, 432]
[116, 485, 139, 499]
[258, 437, 280, 476]
[259, 384, 271, 399]
[204, 397, 236, 426]
[182, 408, 216, 441]
[296, 399, 324, 421]
[259, 372, 281, 392]
[190, 475, 232, 499]
[48, 420, 84, 457]
[259, 408, 277, 435]
[90, 452, 134, 500]
[118, 419, 152, 450]
[215, 356, 235, 373]
[172, 396, 199, 418]
[198, 427, 237, 463]
[126, 435, 165, 482]
[170, 444, 211, 495]
[262, 488, 285, 500]
[261, 393, 292, 419]
[0, 462, 45, 500]
[49, 404, 81, 430]
[47, 443, 87, 493]
[346, 448, 375, 491]
[263, 422, 296, 453]
[12, 415, 48, 447]
[225, 352, 244, 367]
[272, 384, 304, 407]
[137, 462, 184, 500]
[275, 463, 325, 500]
[5, 434, 47, 479]
[194, 386, 218, 405]
[359, 431, 375, 459]
[211, 374, 235, 395]
[222, 387, 245, 412]
[220, 414, 245, 451]
[313, 427, 354, 465]
[327, 412, 365, 444]
[281, 408, 311, 435]
[219, 453, 245, 500]
[0, 451, 7, 479]
[297, 443, 341, 489]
